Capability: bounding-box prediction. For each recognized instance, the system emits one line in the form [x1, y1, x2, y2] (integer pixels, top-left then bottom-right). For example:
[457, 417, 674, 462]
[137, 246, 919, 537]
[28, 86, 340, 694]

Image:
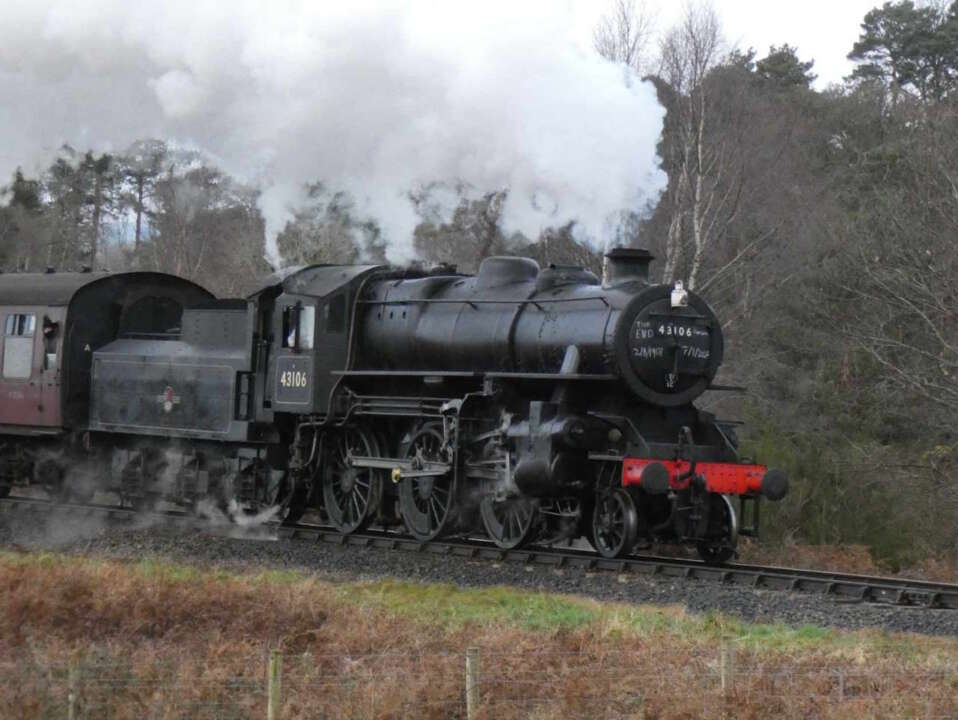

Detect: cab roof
[247, 264, 384, 300]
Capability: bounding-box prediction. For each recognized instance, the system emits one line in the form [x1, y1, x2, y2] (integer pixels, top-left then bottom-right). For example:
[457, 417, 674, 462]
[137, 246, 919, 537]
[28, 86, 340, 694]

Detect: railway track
[2, 494, 956, 611]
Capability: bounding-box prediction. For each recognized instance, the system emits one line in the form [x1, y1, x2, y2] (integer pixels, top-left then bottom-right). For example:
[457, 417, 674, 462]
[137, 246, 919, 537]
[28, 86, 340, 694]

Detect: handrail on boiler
[358, 296, 610, 309]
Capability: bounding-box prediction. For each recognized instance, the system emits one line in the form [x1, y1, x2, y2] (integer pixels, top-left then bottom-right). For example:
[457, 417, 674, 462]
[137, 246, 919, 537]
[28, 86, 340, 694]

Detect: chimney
[602, 247, 653, 288]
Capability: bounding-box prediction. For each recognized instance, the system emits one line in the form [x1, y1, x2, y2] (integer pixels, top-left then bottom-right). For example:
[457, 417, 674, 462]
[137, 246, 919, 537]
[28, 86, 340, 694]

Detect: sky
[0, 0, 883, 265]
[574, 0, 880, 88]
[0, 0, 670, 263]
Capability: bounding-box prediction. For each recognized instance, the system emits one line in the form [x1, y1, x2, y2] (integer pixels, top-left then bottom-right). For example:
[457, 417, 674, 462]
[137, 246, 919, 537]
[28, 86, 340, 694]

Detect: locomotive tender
[0, 248, 786, 561]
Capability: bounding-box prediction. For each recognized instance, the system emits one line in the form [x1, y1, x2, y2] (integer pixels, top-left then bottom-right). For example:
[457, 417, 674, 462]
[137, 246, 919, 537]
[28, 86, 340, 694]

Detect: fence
[4, 643, 957, 719]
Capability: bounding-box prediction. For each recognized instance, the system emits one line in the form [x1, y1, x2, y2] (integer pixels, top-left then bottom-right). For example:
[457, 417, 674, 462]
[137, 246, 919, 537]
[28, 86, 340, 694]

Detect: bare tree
[836, 102, 958, 415]
[657, 2, 732, 290]
[593, 0, 657, 74]
[414, 190, 509, 272]
[276, 184, 363, 266]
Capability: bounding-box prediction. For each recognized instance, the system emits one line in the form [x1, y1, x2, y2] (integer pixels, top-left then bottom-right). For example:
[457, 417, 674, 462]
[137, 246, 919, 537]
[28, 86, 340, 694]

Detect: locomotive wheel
[590, 488, 638, 559]
[480, 496, 538, 549]
[398, 424, 456, 542]
[322, 427, 383, 534]
[696, 494, 737, 565]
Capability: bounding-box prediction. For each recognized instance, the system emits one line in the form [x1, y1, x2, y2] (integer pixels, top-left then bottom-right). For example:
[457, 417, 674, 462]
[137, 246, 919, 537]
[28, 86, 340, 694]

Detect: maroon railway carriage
[0, 270, 211, 494]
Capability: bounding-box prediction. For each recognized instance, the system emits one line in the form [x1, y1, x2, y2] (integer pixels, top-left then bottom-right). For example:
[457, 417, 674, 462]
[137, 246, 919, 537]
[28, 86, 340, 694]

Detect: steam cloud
[0, 1, 667, 265]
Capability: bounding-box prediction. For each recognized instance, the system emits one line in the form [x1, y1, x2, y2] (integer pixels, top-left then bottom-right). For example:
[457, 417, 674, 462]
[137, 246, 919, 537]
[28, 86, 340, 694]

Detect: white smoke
[0, 0, 667, 266]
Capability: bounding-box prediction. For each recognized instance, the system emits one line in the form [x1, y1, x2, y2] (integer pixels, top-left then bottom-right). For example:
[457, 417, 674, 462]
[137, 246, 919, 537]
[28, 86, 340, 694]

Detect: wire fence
[3, 644, 957, 719]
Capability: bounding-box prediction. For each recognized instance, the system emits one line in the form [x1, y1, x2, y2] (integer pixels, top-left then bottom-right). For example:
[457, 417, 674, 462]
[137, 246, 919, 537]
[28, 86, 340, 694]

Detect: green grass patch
[340, 578, 598, 631]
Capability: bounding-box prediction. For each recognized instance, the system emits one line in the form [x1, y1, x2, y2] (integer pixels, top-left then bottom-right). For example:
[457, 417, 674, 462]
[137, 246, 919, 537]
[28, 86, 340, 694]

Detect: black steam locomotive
[0, 248, 786, 561]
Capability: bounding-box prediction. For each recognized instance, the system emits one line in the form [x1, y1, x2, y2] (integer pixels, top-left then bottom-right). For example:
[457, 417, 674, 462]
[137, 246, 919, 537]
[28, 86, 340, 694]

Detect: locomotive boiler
[359, 249, 721, 408]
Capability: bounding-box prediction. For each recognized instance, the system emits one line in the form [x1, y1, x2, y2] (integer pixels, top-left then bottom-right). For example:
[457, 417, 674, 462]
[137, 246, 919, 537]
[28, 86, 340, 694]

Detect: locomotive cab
[251, 264, 383, 419]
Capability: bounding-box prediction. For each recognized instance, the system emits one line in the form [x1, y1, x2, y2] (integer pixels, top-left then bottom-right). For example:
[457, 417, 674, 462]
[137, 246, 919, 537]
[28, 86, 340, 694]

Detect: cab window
[281, 303, 315, 351]
[298, 305, 315, 349]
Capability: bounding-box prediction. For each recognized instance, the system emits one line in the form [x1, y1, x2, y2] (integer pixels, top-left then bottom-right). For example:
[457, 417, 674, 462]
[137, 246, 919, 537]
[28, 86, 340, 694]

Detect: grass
[738, 539, 958, 582]
[341, 579, 598, 631]
[0, 550, 955, 719]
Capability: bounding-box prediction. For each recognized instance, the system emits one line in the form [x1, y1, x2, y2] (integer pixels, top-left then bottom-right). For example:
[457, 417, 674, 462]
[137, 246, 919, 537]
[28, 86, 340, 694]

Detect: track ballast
[1, 494, 955, 610]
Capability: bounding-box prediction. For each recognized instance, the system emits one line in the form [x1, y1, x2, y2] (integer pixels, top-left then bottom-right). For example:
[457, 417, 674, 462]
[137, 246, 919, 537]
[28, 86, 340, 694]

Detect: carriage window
[326, 294, 346, 333]
[3, 313, 35, 379]
[5, 313, 35, 337]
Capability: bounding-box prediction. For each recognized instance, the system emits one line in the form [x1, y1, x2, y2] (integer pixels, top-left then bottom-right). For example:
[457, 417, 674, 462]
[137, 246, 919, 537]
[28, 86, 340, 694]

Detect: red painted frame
[622, 457, 767, 495]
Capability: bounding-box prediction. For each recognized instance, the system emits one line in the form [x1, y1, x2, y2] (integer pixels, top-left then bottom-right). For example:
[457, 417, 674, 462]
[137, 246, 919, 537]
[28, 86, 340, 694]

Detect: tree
[0, 169, 52, 272]
[414, 190, 511, 272]
[45, 147, 88, 268]
[7, 169, 42, 212]
[830, 101, 958, 417]
[655, 2, 729, 290]
[848, 0, 958, 101]
[36, 147, 116, 270]
[145, 162, 270, 293]
[80, 151, 114, 268]
[516, 224, 602, 276]
[756, 44, 817, 88]
[116, 139, 168, 252]
[276, 183, 364, 266]
[593, 0, 656, 74]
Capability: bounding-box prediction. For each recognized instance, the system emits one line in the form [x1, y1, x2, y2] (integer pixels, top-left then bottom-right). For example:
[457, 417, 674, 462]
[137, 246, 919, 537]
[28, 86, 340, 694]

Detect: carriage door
[0, 312, 48, 426]
[38, 313, 63, 426]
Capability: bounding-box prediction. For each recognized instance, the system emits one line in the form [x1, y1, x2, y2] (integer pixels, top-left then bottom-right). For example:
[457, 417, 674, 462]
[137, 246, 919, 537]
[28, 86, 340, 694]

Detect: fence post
[465, 647, 480, 720]
[836, 670, 844, 702]
[267, 649, 282, 720]
[67, 661, 79, 720]
[719, 641, 733, 694]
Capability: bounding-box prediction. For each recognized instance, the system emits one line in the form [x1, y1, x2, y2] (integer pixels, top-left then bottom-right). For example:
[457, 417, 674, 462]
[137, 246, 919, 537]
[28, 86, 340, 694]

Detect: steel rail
[2, 495, 956, 610]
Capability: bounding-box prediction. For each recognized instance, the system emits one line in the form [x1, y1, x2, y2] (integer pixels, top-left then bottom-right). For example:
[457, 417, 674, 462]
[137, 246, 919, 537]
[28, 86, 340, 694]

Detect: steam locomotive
[0, 248, 786, 561]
